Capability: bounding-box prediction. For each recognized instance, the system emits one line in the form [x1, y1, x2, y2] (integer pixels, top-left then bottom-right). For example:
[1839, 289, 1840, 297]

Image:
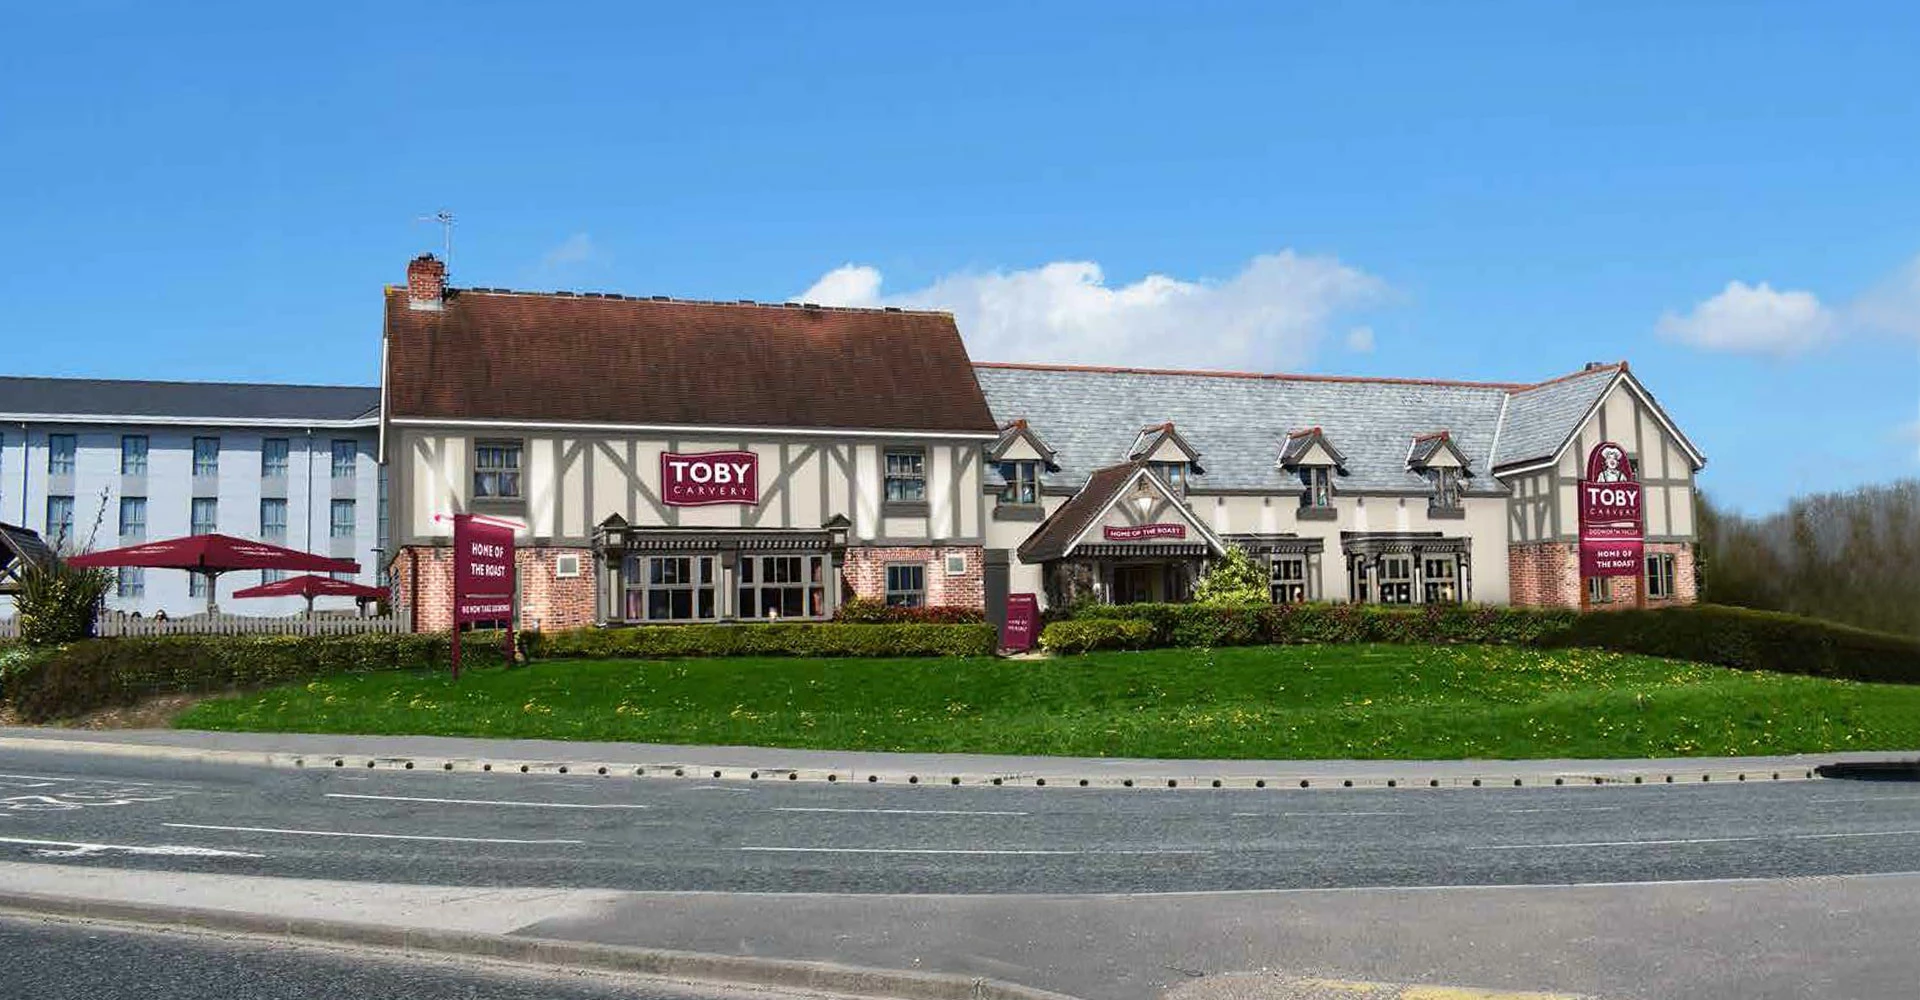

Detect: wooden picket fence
[0, 613, 405, 639]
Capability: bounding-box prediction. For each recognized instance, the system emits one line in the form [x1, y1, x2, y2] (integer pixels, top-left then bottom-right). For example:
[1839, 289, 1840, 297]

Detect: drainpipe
[17, 422, 27, 526]
[304, 428, 314, 553]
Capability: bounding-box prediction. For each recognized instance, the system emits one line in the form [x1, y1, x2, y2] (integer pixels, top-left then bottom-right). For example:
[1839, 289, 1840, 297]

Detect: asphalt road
[0, 912, 811, 1000]
[3, 746, 1919, 893]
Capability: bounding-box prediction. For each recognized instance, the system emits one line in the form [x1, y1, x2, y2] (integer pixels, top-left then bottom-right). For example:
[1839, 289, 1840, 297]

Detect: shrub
[1192, 547, 1270, 606]
[0, 632, 508, 723]
[12, 561, 113, 646]
[1072, 601, 1578, 648]
[1038, 619, 1155, 654]
[831, 598, 987, 624]
[1537, 603, 1920, 685]
[527, 622, 997, 660]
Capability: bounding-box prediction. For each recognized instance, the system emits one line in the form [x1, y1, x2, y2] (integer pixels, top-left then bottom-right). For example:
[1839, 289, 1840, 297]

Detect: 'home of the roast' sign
[1577, 441, 1644, 578]
[660, 450, 759, 506]
[1103, 523, 1186, 541]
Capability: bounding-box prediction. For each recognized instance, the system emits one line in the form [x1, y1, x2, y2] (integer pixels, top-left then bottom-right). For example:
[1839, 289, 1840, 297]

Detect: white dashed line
[1231, 811, 1411, 818]
[1474, 829, 1920, 851]
[738, 846, 1207, 855]
[325, 793, 650, 810]
[0, 835, 262, 859]
[164, 823, 582, 845]
[772, 807, 1029, 817]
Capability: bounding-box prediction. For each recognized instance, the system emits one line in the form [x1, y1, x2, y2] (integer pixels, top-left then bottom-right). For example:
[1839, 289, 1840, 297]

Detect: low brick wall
[392, 544, 596, 633]
[842, 545, 985, 609]
[1509, 540, 1696, 610]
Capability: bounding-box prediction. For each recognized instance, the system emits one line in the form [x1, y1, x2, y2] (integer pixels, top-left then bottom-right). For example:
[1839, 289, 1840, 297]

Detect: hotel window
[1148, 461, 1188, 493]
[190, 497, 218, 536]
[332, 440, 357, 479]
[330, 499, 356, 539]
[121, 435, 148, 475]
[47, 434, 76, 476]
[1646, 553, 1677, 600]
[190, 573, 208, 599]
[473, 441, 522, 499]
[1429, 468, 1461, 511]
[260, 498, 288, 542]
[1587, 576, 1614, 605]
[739, 554, 828, 619]
[996, 460, 1040, 506]
[1270, 555, 1307, 604]
[1377, 556, 1413, 604]
[192, 436, 220, 477]
[1422, 556, 1459, 604]
[119, 497, 147, 539]
[46, 495, 75, 547]
[116, 567, 145, 599]
[624, 554, 717, 622]
[885, 563, 926, 607]
[1301, 467, 1333, 508]
[261, 438, 290, 478]
[884, 449, 926, 504]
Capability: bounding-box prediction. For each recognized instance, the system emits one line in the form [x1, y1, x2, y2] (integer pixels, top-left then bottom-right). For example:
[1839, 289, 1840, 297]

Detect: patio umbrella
[67, 534, 359, 615]
[231, 573, 386, 618]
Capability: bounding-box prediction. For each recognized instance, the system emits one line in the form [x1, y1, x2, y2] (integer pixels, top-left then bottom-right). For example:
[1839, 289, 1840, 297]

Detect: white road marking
[1787, 829, 1920, 841]
[0, 835, 262, 859]
[772, 807, 1030, 817]
[1489, 806, 1625, 814]
[0, 773, 81, 783]
[325, 793, 650, 810]
[738, 846, 1207, 855]
[1231, 811, 1411, 818]
[1475, 829, 1920, 851]
[164, 823, 582, 845]
[1, 792, 174, 812]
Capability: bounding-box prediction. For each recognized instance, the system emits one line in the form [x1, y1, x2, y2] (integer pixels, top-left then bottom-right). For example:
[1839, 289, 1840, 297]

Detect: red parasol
[67, 534, 359, 615]
[231, 573, 386, 618]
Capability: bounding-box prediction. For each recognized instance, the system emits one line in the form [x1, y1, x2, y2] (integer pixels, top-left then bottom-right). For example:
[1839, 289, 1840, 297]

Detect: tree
[1193, 546, 1269, 605]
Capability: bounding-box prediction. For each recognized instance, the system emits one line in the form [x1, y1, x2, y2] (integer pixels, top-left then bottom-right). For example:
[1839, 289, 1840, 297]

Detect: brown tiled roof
[1017, 461, 1145, 562]
[384, 289, 999, 434]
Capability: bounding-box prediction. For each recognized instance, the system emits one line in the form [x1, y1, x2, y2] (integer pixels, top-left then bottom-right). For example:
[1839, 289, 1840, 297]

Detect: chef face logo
[1585, 442, 1634, 484]
[1580, 441, 1642, 525]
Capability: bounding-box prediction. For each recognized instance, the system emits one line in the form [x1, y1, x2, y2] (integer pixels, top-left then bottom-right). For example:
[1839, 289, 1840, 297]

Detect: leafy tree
[14, 560, 112, 646]
[1194, 546, 1270, 605]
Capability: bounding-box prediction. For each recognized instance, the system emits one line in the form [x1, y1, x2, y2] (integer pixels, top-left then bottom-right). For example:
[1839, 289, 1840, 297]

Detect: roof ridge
[973, 360, 1535, 391]
[387, 285, 955, 318]
[0, 374, 379, 392]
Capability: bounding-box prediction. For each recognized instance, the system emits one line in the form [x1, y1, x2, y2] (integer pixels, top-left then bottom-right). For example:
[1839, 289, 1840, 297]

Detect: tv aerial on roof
[416, 209, 455, 270]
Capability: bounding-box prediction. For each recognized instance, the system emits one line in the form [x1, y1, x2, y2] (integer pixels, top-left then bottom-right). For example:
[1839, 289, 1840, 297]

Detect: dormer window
[1148, 461, 1189, 494]
[1406, 431, 1471, 516]
[996, 460, 1041, 506]
[1429, 468, 1461, 511]
[1301, 467, 1333, 509]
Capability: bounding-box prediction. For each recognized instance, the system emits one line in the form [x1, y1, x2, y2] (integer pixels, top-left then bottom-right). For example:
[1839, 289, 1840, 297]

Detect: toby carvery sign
[1577, 441, 1644, 578]
[452, 513, 515, 623]
[1103, 523, 1187, 541]
[661, 450, 759, 506]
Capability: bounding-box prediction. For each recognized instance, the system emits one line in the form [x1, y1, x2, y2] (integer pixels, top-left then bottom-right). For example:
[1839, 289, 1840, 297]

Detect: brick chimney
[406, 254, 446, 310]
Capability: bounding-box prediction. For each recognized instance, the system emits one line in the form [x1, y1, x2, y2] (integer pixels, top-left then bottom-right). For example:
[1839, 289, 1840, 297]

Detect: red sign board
[453, 514, 515, 624]
[1103, 523, 1187, 541]
[661, 450, 759, 506]
[1003, 593, 1039, 653]
[1577, 441, 1643, 579]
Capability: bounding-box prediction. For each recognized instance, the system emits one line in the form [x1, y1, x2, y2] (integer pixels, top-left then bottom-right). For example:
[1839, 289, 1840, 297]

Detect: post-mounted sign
[451, 513, 517, 678]
[1003, 593, 1039, 653]
[661, 450, 759, 507]
[1103, 523, 1187, 541]
[1577, 441, 1643, 579]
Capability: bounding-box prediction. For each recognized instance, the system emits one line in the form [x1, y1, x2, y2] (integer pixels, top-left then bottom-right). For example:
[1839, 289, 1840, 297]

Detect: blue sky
[3, 1, 1917, 514]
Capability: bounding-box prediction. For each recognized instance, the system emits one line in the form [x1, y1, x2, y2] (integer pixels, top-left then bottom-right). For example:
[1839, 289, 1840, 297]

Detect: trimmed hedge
[1072, 602, 1578, 648]
[1038, 619, 1154, 654]
[0, 632, 512, 723]
[527, 622, 997, 660]
[832, 598, 987, 625]
[1536, 603, 1920, 685]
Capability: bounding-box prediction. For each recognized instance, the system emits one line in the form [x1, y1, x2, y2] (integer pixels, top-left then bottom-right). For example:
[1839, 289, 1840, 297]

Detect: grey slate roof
[0, 377, 380, 423]
[972, 363, 1631, 495]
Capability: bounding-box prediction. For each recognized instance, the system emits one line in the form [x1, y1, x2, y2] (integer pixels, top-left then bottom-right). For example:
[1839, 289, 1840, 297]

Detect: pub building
[381, 254, 1705, 632]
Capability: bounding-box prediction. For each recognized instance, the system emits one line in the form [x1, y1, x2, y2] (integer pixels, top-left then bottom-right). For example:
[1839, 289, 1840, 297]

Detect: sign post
[1003, 593, 1039, 653]
[1576, 441, 1645, 602]
[451, 513, 516, 679]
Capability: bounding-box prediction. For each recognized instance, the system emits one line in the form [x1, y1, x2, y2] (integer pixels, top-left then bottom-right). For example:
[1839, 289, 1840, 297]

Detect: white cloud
[1854, 254, 1920, 341]
[538, 232, 597, 271]
[1344, 325, 1376, 353]
[1657, 280, 1836, 355]
[795, 252, 1384, 370]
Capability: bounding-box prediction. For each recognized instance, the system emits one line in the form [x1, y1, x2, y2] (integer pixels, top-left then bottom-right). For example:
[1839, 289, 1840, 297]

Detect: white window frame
[624, 554, 719, 622]
[1270, 554, 1307, 603]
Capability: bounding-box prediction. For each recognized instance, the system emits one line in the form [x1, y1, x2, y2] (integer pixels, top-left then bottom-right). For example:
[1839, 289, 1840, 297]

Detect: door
[984, 549, 1010, 632]
[1113, 565, 1155, 604]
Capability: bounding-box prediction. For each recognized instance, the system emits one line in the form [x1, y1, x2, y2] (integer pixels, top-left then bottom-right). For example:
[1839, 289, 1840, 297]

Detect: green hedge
[1536, 603, 1920, 685]
[0, 632, 514, 723]
[1038, 619, 1155, 654]
[831, 598, 987, 624]
[527, 622, 997, 660]
[1072, 602, 1578, 648]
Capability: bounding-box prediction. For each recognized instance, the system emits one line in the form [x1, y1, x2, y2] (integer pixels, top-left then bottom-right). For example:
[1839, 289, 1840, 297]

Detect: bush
[831, 598, 987, 624]
[1538, 603, 1920, 685]
[527, 622, 997, 660]
[0, 632, 510, 723]
[1072, 601, 1577, 648]
[1192, 547, 1270, 606]
[1038, 619, 1155, 654]
[11, 561, 112, 646]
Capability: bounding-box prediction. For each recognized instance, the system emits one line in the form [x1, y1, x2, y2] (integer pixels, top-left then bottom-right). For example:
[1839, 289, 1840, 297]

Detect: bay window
[624, 554, 718, 622]
[1270, 555, 1307, 603]
[739, 554, 828, 619]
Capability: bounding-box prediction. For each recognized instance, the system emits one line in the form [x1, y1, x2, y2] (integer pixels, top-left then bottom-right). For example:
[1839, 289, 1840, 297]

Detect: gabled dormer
[987, 419, 1058, 516]
[1128, 421, 1204, 494]
[1406, 430, 1472, 516]
[1279, 426, 1345, 517]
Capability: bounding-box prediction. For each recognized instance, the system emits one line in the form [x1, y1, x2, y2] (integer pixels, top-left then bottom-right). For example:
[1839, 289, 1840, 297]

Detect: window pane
[332, 440, 357, 479]
[121, 436, 148, 475]
[190, 498, 218, 535]
[193, 437, 220, 476]
[330, 500, 355, 538]
[262, 439, 289, 477]
[48, 435, 76, 476]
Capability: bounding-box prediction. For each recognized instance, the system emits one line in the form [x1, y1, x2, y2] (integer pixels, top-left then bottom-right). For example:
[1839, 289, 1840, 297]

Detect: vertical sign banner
[1003, 593, 1039, 653]
[452, 513, 516, 677]
[1577, 441, 1644, 578]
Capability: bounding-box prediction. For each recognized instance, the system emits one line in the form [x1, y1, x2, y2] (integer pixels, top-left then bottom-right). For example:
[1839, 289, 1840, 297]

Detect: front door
[1113, 565, 1156, 604]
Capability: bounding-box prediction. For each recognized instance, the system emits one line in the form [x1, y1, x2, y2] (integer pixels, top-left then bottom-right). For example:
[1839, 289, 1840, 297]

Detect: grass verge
[172, 644, 1920, 759]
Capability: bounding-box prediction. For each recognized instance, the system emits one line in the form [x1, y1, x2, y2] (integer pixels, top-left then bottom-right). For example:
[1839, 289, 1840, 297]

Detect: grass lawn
[173, 644, 1920, 759]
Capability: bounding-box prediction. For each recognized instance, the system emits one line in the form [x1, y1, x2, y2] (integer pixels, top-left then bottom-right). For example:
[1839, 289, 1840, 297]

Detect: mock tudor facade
[377, 254, 1705, 632]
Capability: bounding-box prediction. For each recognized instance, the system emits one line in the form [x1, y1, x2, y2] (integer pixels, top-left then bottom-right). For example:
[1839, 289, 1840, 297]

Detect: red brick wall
[1507, 540, 1697, 610]
[392, 544, 596, 632]
[842, 545, 985, 609]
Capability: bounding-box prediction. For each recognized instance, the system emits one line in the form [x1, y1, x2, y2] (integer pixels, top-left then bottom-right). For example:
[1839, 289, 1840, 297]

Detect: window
[330, 499, 356, 539]
[1377, 556, 1413, 604]
[190, 497, 218, 536]
[996, 460, 1040, 506]
[1423, 556, 1459, 604]
[1301, 467, 1333, 508]
[1351, 560, 1370, 603]
[884, 449, 926, 503]
[885, 563, 926, 607]
[121, 435, 148, 475]
[1148, 461, 1188, 493]
[190, 573, 208, 599]
[1587, 576, 1614, 605]
[1270, 556, 1307, 603]
[1646, 553, 1677, 600]
[192, 437, 220, 477]
[116, 567, 145, 598]
[261, 438, 290, 478]
[739, 554, 828, 619]
[1429, 468, 1461, 511]
[47, 434, 76, 476]
[473, 441, 522, 499]
[263, 568, 286, 585]
[119, 497, 147, 539]
[331, 439, 357, 479]
[260, 498, 288, 541]
[45, 495, 75, 547]
[623, 554, 717, 622]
